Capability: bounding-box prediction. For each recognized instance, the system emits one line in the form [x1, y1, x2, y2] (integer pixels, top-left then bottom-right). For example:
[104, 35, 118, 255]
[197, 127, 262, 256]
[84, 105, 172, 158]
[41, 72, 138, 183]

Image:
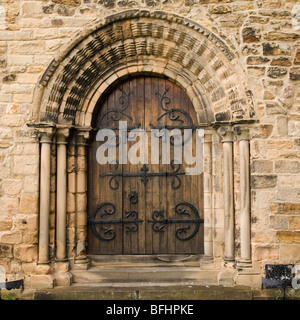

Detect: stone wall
[0, 0, 299, 288]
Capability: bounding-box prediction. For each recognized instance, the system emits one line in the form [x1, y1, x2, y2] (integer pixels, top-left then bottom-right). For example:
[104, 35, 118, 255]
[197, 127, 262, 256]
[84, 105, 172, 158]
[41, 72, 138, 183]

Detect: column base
[224, 257, 235, 264]
[55, 272, 73, 286]
[74, 256, 90, 270]
[55, 258, 68, 263]
[201, 255, 214, 264]
[218, 269, 237, 287]
[237, 259, 252, 269]
[30, 275, 54, 289]
[38, 260, 50, 265]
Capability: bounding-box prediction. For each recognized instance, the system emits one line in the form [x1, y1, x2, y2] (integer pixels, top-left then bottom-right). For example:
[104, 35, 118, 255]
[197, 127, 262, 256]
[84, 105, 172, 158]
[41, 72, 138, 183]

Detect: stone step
[71, 266, 219, 285]
[88, 254, 201, 267]
[32, 284, 256, 300]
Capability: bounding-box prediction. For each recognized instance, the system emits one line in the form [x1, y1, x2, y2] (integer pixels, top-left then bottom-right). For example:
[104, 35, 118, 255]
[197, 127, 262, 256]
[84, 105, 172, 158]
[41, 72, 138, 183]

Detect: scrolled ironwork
[100, 161, 185, 189]
[96, 89, 140, 130]
[147, 201, 204, 241]
[150, 88, 197, 145]
[124, 210, 143, 233]
[89, 202, 143, 241]
[89, 202, 118, 241]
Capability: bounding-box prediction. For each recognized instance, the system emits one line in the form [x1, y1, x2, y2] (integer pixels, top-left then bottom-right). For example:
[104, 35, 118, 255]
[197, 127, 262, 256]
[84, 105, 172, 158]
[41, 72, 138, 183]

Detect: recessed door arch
[87, 76, 204, 255]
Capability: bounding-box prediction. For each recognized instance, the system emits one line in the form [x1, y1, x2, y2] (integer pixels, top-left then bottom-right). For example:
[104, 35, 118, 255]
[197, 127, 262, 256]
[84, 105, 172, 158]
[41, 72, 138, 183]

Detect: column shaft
[74, 130, 90, 269]
[203, 132, 213, 261]
[38, 137, 52, 264]
[56, 130, 69, 261]
[235, 125, 252, 267]
[218, 127, 235, 263]
[240, 140, 251, 261]
[223, 141, 235, 261]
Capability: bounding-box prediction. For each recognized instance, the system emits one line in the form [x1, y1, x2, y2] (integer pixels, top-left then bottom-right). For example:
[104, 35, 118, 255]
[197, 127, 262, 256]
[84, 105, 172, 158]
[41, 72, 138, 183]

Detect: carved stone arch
[34, 9, 256, 127]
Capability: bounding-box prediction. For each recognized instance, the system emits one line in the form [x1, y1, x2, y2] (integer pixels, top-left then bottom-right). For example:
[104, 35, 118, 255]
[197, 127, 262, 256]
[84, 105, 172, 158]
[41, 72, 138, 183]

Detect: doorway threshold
[88, 254, 202, 267]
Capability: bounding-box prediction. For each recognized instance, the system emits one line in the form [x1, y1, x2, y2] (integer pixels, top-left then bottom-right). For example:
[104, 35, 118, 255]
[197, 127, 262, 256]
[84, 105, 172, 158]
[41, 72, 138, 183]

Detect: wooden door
[87, 76, 204, 255]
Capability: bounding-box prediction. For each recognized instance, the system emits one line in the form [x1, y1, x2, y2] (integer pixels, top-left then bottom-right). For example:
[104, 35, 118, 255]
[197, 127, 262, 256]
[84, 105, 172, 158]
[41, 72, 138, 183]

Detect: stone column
[218, 126, 235, 263]
[56, 128, 69, 261]
[38, 129, 55, 264]
[202, 130, 214, 263]
[74, 129, 90, 270]
[234, 126, 252, 267]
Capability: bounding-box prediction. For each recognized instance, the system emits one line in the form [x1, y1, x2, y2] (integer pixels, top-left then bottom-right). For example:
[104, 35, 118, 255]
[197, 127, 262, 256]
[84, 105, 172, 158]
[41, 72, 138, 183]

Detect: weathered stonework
[0, 0, 299, 292]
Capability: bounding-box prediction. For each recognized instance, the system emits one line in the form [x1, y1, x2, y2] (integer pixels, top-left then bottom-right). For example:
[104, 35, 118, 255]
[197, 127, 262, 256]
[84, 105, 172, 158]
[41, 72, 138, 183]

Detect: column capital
[27, 122, 56, 143]
[203, 129, 214, 143]
[233, 125, 250, 141]
[56, 127, 70, 144]
[39, 128, 56, 143]
[217, 126, 234, 142]
[75, 127, 92, 145]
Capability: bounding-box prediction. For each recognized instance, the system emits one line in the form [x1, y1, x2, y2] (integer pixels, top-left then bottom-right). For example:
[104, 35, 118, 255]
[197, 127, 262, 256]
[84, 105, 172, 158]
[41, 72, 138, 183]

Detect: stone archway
[30, 10, 256, 286]
[33, 10, 255, 127]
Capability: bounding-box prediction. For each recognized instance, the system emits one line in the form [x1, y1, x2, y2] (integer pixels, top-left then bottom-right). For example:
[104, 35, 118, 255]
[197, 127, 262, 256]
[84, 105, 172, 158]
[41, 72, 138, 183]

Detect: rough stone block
[6, 55, 33, 66]
[218, 269, 237, 286]
[19, 193, 38, 214]
[0, 197, 19, 214]
[247, 66, 265, 76]
[209, 5, 232, 14]
[264, 32, 300, 41]
[275, 160, 300, 173]
[251, 230, 275, 243]
[262, 42, 291, 56]
[235, 274, 261, 288]
[0, 231, 22, 244]
[2, 179, 23, 196]
[261, 0, 282, 9]
[267, 67, 288, 78]
[242, 27, 261, 43]
[275, 115, 288, 136]
[251, 125, 273, 138]
[289, 217, 300, 230]
[251, 175, 277, 188]
[276, 231, 300, 244]
[54, 272, 73, 286]
[290, 67, 300, 81]
[218, 13, 245, 28]
[251, 160, 273, 173]
[0, 244, 13, 258]
[265, 102, 286, 115]
[269, 215, 289, 229]
[246, 56, 270, 65]
[294, 49, 300, 65]
[0, 115, 25, 127]
[268, 140, 292, 149]
[30, 275, 54, 289]
[279, 245, 300, 261]
[0, 215, 13, 232]
[13, 155, 39, 175]
[276, 188, 300, 202]
[24, 176, 38, 193]
[253, 245, 279, 260]
[14, 245, 38, 262]
[270, 57, 292, 66]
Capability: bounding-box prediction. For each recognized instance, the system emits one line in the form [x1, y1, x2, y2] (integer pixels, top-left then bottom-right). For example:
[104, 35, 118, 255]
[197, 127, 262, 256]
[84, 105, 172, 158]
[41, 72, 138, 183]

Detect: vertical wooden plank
[94, 85, 123, 254]
[122, 77, 146, 254]
[144, 76, 153, 254]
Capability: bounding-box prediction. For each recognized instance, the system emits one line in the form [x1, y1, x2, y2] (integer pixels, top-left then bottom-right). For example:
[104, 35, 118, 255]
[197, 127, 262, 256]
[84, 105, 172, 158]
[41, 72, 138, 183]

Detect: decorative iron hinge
[89, 202, 143, 241]
[147, 201, 204, 241]
[100, 161, 185, 190]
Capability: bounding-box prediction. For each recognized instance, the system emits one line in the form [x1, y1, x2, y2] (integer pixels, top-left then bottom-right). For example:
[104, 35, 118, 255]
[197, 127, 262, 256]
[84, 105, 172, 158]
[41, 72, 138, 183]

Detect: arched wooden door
[87, 76, 204, 255]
